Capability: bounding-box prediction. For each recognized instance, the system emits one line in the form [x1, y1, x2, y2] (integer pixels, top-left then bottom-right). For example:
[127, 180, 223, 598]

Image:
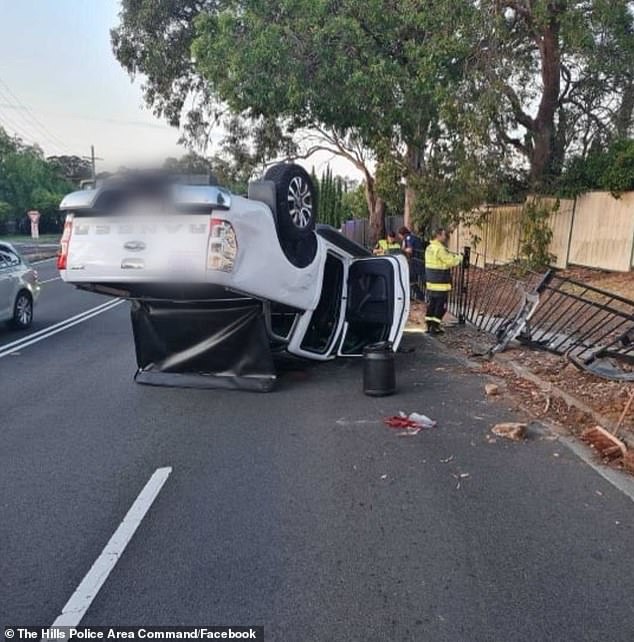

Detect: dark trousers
[410, 259, 425, 301]
[425, 292, 448, 328]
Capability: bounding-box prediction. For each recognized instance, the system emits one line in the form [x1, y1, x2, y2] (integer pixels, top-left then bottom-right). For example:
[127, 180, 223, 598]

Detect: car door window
[0, 251, 19, 269]
[339, 257, 406, 356]
[0, 253, 13, 318]
[341, 265, 393, 354]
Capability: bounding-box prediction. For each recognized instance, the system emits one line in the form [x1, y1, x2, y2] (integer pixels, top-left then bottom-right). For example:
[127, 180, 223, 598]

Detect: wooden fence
[340, 191, 634, 272]
[449, 192, 634, 272]
[341, 215, 404, 248]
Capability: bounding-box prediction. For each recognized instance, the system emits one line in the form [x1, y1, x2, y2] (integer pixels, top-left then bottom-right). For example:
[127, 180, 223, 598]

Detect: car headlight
[207, 218, 238, 272]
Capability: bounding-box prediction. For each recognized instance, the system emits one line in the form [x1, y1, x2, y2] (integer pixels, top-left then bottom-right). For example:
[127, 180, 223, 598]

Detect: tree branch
[501, 84, 535, 131]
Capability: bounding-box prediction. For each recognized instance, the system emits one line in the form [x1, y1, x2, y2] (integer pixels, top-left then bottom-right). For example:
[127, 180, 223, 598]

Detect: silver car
[0, 242, 41, 329]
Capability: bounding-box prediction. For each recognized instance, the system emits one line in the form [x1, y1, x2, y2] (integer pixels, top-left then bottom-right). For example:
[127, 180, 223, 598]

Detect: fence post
[564, 196, 577, 269]
[458, 246, 471, 324]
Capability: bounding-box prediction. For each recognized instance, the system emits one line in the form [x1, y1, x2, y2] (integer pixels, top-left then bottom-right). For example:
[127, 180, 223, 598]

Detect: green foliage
[0, 201, 11, 223]
[558, 139, 634, 197]
[163, 152, 215, 176]
[191, 0, 490, 219]
[478, 0, 634, 189]
[599, 140, 634, 195]
[112, 0, 634, 216]
[111, 0, 295, 164]
[375, 159, 404, 218]
[111, 0, 216, 131]
[47, 155, 92, 185]
[0, 128, 73, 233]
[317, 167, 347, 227]
[519, 200, 555, 270]
[341, 184, 368, 220]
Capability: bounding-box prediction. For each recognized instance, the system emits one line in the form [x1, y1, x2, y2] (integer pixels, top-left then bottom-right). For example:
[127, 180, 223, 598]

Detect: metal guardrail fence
[448, 247, 634, 379]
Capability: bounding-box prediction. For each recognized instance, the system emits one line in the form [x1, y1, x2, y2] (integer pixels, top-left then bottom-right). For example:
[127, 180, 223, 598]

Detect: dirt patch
[557, 266, 634, 301]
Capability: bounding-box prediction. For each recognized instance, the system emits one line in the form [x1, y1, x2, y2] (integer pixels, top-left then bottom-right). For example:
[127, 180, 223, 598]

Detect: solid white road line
[0, 299, 119, 352]
[0, 299, 125, 359]
[39, 277, 61, 284]
[48, 467, 173, 629]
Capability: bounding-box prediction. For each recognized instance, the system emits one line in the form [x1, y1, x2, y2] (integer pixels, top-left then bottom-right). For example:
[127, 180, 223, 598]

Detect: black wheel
[12, 291, 33, 329]
[264, 163, 317, 241]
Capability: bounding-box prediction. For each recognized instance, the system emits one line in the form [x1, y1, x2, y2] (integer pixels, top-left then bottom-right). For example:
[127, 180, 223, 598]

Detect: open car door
[338, 255, 410, 356]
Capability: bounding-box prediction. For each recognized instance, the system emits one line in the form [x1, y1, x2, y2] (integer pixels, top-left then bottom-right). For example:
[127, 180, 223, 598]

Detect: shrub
[520, 200, 555, 270]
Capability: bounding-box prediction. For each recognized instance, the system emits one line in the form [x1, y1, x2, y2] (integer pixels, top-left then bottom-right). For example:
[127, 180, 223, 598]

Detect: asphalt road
[1, 268, 633, 641]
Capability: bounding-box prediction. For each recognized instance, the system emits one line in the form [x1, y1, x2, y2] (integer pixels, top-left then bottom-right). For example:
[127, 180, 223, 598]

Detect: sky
[0, 0, 356, 178]
[0, 0, 184, 170]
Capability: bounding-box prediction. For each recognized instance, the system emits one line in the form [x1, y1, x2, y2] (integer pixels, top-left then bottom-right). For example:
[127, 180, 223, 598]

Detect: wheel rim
[287, 176, 313, 228]
[16, 295, 32, 326]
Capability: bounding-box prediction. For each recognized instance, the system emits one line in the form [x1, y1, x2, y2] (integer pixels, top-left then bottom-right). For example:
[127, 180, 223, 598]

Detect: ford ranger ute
[58, 164, 409, 391]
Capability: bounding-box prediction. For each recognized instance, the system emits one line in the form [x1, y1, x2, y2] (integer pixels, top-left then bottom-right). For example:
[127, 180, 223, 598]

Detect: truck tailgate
[64, 215, 211, 282]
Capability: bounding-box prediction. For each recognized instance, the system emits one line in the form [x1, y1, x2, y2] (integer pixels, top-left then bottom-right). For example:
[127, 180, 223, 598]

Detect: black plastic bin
[363, 341, 396, 397]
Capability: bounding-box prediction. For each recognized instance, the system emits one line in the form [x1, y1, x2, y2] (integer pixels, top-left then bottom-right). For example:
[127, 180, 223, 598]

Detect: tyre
[263, 163, 317, 241]
[12, 291, 33, 329]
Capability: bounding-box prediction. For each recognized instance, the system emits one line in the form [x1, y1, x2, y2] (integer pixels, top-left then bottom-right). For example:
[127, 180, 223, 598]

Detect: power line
[0, 107, 44, 148]
[0, 101, 67, 155]
[0, 76, 69, 150]
[0, 75, 74, 155]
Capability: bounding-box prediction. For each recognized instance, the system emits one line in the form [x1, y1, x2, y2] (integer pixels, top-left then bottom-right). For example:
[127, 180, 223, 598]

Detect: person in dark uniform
[398, 226, 424, 300]
[424, 227, 462, 334]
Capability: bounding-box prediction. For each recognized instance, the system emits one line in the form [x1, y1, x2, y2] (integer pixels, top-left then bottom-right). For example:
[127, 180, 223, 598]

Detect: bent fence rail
[448, 248, 634, 379]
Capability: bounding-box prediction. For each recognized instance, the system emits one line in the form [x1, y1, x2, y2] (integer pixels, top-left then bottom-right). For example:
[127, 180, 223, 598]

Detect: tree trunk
[364, 173, 385, 247]
[404, 185, 415, 230]
[615, 79, 634, 139]
[529, 19, 561, 189]
[403, 142, 425, 230]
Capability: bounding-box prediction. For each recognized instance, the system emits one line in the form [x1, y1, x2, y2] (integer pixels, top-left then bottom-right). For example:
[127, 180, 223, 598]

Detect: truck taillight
[207, 218, 237, 272]
[57, 214, 74, 270]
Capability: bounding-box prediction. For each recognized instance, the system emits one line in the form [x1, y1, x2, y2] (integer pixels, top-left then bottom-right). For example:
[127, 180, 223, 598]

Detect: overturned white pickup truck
[58, 164, 409, 391]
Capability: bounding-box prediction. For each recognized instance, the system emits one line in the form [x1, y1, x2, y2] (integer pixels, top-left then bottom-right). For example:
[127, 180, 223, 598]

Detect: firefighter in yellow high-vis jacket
[373, 230, 401, 256]
[424, 227, 462, 334]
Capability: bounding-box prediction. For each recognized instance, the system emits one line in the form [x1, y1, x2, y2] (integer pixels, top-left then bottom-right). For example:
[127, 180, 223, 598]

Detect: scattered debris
[491, 422, 527, 441]
[569, 355, 634, 383]
[380, 474, 388, 480]
[432, 313, 634, 442]
[407, 412, 437, 428]
[384, 416, 421, 430]
[384, 412, 437, 431]
[543, 396, 551, 415]
[616, 389, 634, 433]
[580, 426, 627, 460]
[485, 383, 500, 396]
[440, 455, 455, 464]
[452, 472, 470, 490]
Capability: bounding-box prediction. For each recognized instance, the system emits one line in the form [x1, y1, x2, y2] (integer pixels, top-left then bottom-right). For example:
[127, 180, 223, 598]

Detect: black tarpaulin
[131, 300, 277, 392]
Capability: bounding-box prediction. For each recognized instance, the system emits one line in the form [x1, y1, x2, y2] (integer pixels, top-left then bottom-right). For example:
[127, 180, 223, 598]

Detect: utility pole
[82, 145, 104, 183]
